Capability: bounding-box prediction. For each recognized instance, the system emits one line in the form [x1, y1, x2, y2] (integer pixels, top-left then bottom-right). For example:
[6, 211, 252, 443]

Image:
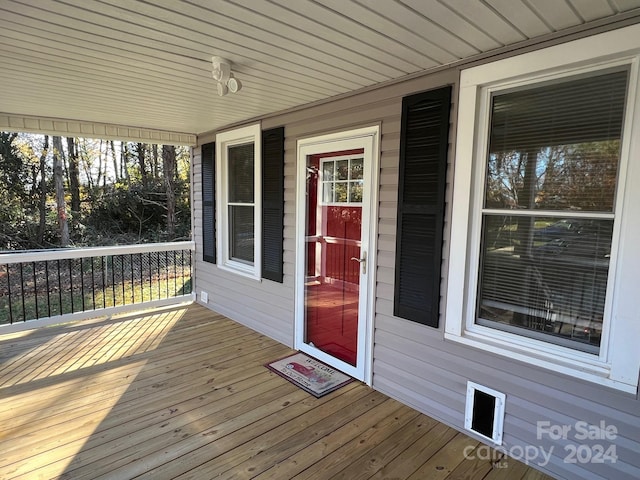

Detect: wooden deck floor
[0, 304, 554, 480]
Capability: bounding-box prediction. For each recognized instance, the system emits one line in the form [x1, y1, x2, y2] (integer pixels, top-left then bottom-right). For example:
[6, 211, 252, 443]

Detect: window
[446, 25, 640, 393]
[216, 124, 261, 278]
[205, 125, 285, 282]
[477, 70, 625, 355]
[321, 156, 364, 204]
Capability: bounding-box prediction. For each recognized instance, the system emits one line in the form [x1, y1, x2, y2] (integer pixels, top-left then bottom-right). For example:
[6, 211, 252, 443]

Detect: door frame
[294, 125, 380, 384]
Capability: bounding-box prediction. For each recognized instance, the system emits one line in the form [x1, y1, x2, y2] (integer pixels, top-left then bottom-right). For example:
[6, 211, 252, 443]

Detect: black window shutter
[201, 142, 216, 264]
[394, 86, 452, 327]
[261, 127, 285, 282]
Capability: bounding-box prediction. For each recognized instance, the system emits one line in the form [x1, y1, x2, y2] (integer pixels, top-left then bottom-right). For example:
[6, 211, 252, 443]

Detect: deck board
[0, 304, 555, 480]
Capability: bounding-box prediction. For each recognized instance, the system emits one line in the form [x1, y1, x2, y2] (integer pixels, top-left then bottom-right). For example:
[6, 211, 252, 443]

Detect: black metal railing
[0, 242, 193, 326]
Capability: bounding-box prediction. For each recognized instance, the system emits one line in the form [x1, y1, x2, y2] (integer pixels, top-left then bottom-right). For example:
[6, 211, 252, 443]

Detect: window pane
[335, 183, 348, 203]
[477, 215, 613, 352]
[228, 143, 254, 203]
[323, 182, 334, 203]
[336, 160, 349, 180]
[323, 161, 335, 181]
[485, 70, 627, 212]
[349, 181, 363, 203]
[350, 158, 364, 180]
[229, 205, 254, 264]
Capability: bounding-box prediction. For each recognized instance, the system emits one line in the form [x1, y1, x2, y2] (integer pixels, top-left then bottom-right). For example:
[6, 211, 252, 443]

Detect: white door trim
[294, 125, 380, 385]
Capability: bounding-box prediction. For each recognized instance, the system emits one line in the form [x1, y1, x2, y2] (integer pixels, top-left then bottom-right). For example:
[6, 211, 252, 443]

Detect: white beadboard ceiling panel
[570, 0, 616, 21]
[527, 0, 583, 30]
[485, 0, 552, 38]
[0, 0, 639, 143]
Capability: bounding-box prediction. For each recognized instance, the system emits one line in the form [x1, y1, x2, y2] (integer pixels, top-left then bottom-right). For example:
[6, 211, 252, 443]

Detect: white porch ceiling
[1, 0, 640, 142]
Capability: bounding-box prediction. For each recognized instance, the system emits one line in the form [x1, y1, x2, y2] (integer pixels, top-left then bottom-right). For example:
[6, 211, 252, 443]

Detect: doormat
[266, 352, 353, 398]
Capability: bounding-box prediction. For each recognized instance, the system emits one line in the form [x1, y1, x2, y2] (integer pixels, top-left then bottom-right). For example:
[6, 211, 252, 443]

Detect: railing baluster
[69, 259, 74, 313]
[80, 258, 86, 312]
[57, 260, 62, 315]
[188, 249, 192, 293]
[90, 257, 96, 310]
[32, 262, 39, 319]
[45, 261, 51, 318]
[156, 251, 161, 299]
[102, 256, 106, 309]
[130, 254, 135, 304]
[139, 253, 144, 303]
[181, 250, 185, 294]
[111, 256, 116, 307]
[100, 256, 107, 308]
[173, 250, 177, 297]
[120, 255, 125, 305]
[19, 263, 26, 322]
[7, 264, 14, 324]
[164, 251, 169, 298]
[148, 252, 153, 301]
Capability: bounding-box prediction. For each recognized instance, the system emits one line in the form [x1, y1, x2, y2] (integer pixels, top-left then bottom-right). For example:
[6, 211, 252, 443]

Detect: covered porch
[3, 3, 640, 480]
[0, 303, 551, 480]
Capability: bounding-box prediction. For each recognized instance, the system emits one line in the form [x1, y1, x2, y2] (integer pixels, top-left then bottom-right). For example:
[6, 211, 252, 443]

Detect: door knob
[350, 251, 367, 274]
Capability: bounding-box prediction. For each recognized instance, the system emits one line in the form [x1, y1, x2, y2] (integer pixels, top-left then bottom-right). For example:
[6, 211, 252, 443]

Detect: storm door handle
[350, 251, 367, 275]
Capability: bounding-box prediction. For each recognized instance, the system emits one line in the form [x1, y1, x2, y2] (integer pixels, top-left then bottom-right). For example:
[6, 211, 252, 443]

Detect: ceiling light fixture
[212, 56, 242, 96]
[227, 74, 242, 93]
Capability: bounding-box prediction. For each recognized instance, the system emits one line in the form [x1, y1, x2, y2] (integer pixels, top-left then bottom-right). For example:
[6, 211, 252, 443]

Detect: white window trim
[445, 24, 640, 394]
[216, 123, 261, 280]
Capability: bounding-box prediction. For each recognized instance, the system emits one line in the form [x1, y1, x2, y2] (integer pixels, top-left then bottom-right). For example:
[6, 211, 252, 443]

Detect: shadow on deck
[0, 304, 554, 479]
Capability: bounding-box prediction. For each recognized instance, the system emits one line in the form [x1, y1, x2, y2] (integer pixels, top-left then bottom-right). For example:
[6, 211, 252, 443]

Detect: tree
[1, 133, 191, 249]
[52, 136, 69, 246]
[109, 140, 119, 182]
[37, 135, 49, 245]
[0, 132, 30, 248]
[137, 142, 147, 187]
[162, 145, 177, 239]
[540, 141, 619, 211]
[120, 141, 130, 181]
[96, 139, 104, 188]
[67, 137, 81, 215]
[152, 144, 158, 181]
[0, 132, 21, 194]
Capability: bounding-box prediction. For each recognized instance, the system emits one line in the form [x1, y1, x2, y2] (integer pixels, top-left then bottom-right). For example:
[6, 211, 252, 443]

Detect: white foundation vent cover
[465, 381, 506, 445]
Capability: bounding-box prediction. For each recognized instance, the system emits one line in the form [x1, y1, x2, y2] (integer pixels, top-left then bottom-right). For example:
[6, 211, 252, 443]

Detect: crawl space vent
[465, 381, 506, 445]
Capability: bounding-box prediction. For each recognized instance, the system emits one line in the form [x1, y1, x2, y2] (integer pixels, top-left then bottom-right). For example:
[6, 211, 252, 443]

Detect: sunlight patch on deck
[0, 309, 186, 479]
[0, 360, 148, 479]
[0, 309, 184, 387]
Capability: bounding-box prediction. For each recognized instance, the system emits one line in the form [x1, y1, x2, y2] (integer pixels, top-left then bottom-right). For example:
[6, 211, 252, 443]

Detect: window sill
[444, 329, 637, 394]
[217, 262, 261, 281]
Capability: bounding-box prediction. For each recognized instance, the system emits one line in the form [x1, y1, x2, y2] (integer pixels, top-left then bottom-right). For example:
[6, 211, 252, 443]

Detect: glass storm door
[296, 128, 378, 382]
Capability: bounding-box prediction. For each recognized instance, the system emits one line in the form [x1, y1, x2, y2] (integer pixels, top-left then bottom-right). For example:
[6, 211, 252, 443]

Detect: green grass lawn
[0, 277, 191, 325]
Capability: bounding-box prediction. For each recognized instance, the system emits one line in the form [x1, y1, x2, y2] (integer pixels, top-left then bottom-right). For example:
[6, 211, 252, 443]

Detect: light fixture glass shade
[227, 76, 242, 93]
[217, 82, 229, 96]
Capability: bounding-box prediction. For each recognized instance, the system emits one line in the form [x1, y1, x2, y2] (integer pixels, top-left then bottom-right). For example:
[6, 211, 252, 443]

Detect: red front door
[304, 150, 364, 366]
